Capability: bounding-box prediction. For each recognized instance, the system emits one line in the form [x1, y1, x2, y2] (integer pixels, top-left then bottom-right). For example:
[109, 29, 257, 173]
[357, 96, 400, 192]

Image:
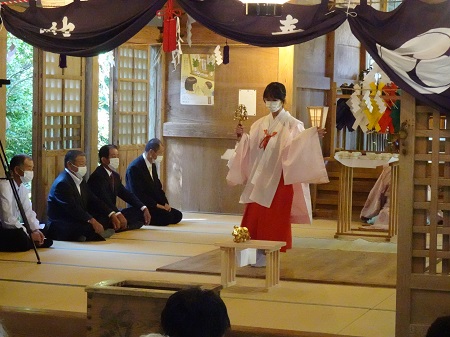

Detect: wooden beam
[296, 72, 330, 90]
[163, 122, 236, 139]
[125, 26, 161, 46]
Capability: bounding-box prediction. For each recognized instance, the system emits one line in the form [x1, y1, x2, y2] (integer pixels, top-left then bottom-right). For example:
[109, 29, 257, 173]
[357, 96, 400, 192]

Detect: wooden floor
[0, 213, 397, 337]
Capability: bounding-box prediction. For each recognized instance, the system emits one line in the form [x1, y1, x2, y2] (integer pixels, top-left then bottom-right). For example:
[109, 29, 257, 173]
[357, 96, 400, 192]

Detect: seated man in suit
[47, 150, 119, 242]
[126, 138, 182, 226]
[0, 154, 53, 251]
[87, 144, 151, 231]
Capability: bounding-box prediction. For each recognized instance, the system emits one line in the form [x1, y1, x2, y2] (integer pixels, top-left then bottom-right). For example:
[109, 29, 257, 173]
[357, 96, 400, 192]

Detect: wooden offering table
[334, 154, 399, 241]
[215, 239, 285, 289]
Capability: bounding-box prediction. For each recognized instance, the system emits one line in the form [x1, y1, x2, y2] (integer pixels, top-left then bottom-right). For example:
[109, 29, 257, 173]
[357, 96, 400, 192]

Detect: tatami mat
[0, 213, 396, 337]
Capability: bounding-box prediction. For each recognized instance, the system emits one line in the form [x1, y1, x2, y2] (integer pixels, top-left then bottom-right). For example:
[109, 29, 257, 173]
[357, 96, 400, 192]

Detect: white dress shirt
[65, 168, 82, 194]
[142, 153, 153, 179]
[0, 179, 42, 232]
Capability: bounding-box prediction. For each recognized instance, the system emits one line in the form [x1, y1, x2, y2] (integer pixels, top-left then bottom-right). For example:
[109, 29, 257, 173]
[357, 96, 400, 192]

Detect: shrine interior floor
[0, 212, 397, 337]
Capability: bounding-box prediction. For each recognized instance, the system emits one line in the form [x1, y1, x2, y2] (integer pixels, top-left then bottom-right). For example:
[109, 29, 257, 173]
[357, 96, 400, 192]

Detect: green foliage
[5, 33, 33, 158]
[206, 62, 215, 73]
[4, 36, 112, 156]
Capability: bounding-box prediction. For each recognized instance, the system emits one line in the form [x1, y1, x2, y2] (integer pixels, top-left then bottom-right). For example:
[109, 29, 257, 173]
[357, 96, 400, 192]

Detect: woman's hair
[185, 76, 197, 91]
[161, 287, 231, 337]
[263, 82, 286, 103]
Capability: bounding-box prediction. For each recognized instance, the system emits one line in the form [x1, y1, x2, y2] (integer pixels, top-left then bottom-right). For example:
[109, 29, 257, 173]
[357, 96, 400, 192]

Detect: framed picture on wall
[180, 54, 215, 106]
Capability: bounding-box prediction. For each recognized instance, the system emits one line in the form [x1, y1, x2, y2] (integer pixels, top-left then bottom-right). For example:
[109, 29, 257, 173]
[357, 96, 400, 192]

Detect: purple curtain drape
[176, 0, 347, 47]
[1, 0, 166, 57]
[2, 0, 450, 111]
[348, 0, 450, 112]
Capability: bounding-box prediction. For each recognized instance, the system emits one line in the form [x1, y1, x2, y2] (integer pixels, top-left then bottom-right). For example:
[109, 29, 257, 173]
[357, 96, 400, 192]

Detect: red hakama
[241, 174, 293, 252]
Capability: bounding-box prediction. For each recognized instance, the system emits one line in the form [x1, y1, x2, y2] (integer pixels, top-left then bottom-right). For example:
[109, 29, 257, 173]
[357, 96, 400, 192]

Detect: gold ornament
[232, 225, 251, 243]
[234, 104, 248, 124]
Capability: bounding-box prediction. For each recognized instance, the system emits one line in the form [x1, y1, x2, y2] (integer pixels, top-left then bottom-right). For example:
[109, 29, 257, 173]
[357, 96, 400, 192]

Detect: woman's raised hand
[317, 127, 327, 138]
[236, 123, 244, 140]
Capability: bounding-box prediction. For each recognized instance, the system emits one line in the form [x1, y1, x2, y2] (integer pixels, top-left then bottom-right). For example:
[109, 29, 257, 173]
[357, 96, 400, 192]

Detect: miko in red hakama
[227, 109, 329, 252]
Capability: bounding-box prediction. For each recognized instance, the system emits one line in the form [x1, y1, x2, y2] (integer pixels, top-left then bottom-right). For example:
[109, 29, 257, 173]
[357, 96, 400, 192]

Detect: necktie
[110, 174, 115, 193]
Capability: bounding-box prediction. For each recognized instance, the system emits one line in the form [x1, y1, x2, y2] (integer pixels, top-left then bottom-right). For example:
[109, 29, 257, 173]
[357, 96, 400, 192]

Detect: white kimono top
[227, 109, 329, 224]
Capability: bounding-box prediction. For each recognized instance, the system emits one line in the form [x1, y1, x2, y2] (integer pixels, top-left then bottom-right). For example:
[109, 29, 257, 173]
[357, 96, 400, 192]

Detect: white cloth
[0, 180, 41, 233]
[360, 165, 391, 229]
[226, 109, 329, 224]
[360, 165, 391, 220]
[139, 334, 164, 337]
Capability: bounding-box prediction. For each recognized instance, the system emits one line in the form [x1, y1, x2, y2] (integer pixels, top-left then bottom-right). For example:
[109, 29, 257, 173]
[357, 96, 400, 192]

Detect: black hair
[9, 154, 32, 171]
[161, 287, 231, 337]
[98, 144, 118, 163]
[426, 315, 450, 337]
[205, 81, 213, 89]
[263, 82, 286, 104]
[145, 138, 162, 153]
[64, 150, 85, 167]
[185, 76, 197, 91]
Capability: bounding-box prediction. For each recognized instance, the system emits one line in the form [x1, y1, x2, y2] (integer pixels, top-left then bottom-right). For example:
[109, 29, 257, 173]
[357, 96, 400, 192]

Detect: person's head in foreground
[426, 315, 450, 337]
[161, 287, 231, 337]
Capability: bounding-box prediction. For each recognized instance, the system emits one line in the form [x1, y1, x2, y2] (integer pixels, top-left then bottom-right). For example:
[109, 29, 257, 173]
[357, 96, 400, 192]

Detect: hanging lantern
[223, 41, 230, 64]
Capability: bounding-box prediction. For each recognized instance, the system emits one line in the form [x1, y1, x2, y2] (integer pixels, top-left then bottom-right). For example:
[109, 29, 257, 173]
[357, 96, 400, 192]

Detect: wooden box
[85, 280, 222, 337]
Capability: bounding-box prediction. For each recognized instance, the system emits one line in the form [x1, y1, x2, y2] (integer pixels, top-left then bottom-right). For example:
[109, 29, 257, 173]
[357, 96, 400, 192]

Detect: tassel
[163, 17, 177, 52]
[223, 42, 229, 64]
[59, 54, 67, 69]
[157, 0, 182, 53]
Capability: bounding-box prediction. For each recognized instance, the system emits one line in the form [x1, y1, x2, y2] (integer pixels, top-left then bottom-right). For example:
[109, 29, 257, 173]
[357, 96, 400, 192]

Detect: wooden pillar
[84, 56, 99, 173]
[324, 32, 335, 157]
[278, 46, 295, 114]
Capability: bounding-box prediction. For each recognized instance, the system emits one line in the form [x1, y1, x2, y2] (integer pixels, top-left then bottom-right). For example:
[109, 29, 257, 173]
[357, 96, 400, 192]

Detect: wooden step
[0, 307, 85, 337]
[313, 159, 382, 221]
[0, 307, 358, 337]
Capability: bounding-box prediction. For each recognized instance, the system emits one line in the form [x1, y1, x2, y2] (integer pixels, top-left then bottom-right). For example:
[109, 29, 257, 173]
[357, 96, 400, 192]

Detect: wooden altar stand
[334, 155, 399, 241]
[215, 239, 286, 289]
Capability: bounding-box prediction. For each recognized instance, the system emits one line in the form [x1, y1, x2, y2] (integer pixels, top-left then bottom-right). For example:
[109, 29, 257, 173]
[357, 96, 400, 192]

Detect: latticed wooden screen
[397, 102, 450, 337]
[43, 53, 84, 150]
[413, 106, 450, 275]
[116, 45, 149, 146]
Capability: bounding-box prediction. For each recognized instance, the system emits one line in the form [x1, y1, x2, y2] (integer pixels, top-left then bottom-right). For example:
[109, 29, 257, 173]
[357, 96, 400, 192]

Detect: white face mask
[154, 156, 163, 164]
[75, 165, 87, 179]
[20, 170, 34, 184]
[108, 158, 120, 171]
[265, 100, 282, 113]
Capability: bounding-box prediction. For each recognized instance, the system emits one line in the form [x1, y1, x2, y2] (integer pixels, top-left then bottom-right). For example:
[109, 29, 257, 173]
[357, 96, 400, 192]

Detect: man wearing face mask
[227, 82, 329, 266]
[47, 150, 119, 242]
[126, 138, 182, 226]
[0, 154, 53, 251]
[87, 144, 151, 231]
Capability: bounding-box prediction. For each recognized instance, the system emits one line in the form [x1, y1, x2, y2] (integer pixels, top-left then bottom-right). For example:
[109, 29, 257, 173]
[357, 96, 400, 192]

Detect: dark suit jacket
[47, 170, 113, 237]
[126, 155, 168, 210]
[87, 166, 145, 211]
